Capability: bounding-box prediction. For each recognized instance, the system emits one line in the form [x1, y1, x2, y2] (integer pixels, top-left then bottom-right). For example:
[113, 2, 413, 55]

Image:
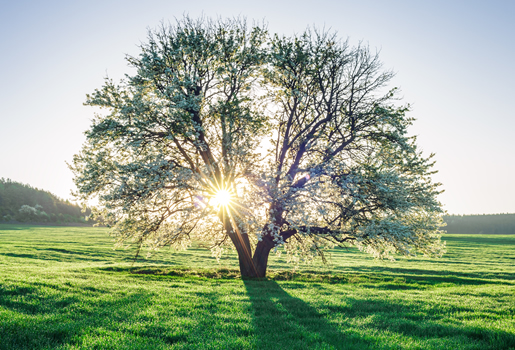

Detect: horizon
[1, 176, 514, 217]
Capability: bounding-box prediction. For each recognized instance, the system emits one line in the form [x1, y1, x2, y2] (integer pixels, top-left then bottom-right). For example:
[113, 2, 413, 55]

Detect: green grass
[0, 224, 514, 349]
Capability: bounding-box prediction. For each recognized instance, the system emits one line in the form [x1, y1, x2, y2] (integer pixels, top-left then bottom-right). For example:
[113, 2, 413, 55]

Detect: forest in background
[0, 178, 91, 224]
[443, 214, 515, 234]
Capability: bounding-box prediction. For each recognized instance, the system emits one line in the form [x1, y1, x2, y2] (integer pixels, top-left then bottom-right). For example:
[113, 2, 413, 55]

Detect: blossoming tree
[71, 17, 445, 278]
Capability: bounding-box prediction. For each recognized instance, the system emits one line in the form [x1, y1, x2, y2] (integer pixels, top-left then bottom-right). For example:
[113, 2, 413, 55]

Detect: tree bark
[251, 235, 276, 278]
[221, 213, 259, 277]
[245, 227, 297, 278]
[232, 232, 258, 277]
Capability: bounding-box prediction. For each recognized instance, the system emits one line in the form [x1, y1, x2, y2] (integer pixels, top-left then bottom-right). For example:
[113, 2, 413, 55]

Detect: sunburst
[212, 188, 232, 208]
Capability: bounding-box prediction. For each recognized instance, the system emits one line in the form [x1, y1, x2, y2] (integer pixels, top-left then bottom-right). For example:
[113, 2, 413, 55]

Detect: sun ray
[212, 189, 232, 207]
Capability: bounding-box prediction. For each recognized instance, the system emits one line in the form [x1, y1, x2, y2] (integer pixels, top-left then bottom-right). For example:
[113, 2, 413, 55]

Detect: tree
[71, 17, 445, 278]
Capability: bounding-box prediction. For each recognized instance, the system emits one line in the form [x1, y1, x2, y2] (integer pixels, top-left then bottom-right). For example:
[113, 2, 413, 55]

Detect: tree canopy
[71, 17, 445, 277]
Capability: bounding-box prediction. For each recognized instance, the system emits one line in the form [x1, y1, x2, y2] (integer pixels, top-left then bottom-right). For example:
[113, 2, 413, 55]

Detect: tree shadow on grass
[2, 269, 514, 350]
[243, 279, 375, 350]
[244, 280, 515, 350]
[328, 295, 515, 350]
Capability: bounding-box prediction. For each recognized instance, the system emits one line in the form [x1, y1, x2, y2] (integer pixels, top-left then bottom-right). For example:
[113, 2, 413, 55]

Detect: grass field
[0, 224, 514, 349]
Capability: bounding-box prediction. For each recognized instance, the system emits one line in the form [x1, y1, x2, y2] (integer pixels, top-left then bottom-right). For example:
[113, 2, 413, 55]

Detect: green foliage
[0, 225, 514, 349]
[444, 213, 515, 234]
[0, 178, 90, 224]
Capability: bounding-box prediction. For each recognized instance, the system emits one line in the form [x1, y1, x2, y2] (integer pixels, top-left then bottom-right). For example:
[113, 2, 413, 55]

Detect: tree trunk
[251, 235, 275, 278]
[230, 231, 273, 278]
[222, 215, 259, 277]
[223, 211, 296, 278]
[250, 228, 297, 278]
[233, 232, 258, 277]
[240, 228, 296, 278]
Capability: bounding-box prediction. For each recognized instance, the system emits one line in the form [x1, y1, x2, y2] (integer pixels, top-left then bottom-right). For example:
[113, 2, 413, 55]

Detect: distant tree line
[0, 178, 91, 224]
[443, 214, 515, 234]
[3, 177, 513, 232]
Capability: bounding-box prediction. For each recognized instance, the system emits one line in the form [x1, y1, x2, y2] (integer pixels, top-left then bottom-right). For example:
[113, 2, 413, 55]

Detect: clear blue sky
[1, 0, 514, 214]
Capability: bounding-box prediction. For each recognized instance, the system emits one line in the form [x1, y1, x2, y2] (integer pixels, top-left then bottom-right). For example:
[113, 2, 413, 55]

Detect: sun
[212, 189, 232, 208]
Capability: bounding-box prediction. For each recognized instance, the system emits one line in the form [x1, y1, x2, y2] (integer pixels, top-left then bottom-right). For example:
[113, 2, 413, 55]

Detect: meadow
[0, 224, 514, 349]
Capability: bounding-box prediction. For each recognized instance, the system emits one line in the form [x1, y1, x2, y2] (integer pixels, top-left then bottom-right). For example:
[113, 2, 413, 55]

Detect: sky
[0, 0, 514, 215]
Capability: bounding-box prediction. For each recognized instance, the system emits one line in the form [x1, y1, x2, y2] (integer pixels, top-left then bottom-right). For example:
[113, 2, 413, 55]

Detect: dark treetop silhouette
[71, 16, 445, 277]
